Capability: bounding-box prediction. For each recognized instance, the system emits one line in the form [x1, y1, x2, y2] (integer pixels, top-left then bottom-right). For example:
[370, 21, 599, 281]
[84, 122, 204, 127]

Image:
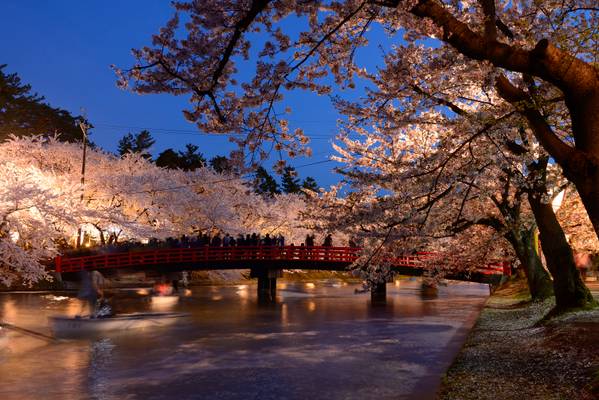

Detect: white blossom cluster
[0, 135, 311, 286]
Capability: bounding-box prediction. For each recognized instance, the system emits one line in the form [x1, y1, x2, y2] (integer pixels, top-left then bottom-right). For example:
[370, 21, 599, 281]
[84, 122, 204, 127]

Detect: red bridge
[55, 246, 509, 300]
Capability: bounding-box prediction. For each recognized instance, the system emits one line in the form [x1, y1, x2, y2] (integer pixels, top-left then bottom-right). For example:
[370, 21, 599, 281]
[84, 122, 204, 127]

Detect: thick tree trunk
[528, 195, 593, 310]
[506, 227, 553, 300]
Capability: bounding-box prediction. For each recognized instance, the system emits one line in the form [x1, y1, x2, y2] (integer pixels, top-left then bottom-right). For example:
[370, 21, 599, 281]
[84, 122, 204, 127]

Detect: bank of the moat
[438, 280, 599, 400]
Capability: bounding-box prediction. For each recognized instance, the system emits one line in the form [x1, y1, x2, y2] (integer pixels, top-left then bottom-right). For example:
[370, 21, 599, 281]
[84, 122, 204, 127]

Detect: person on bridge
[305, 234, 314, 247]
[211, 234, 222, 247]
[77, 270, 106, 318]
[263, 234, 272, 246]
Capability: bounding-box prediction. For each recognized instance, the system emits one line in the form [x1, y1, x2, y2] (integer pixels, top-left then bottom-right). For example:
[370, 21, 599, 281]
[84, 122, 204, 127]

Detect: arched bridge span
[55, 246, 510, 286]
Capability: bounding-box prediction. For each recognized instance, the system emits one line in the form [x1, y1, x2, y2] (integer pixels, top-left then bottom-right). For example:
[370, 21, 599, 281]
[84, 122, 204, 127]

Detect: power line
[294, 159, 335, 168]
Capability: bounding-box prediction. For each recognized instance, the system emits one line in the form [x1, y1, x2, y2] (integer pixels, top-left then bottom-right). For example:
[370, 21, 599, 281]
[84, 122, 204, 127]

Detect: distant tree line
[117, 130, 318, 196]
[0, 64, 84, 143]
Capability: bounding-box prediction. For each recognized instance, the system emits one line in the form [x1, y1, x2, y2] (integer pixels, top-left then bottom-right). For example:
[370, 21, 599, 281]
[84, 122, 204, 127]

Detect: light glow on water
[0, 280, 489, 400]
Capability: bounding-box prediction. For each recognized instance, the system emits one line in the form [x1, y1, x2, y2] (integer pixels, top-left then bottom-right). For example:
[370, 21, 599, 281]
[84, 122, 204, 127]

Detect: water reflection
[0, 280, 488, 400]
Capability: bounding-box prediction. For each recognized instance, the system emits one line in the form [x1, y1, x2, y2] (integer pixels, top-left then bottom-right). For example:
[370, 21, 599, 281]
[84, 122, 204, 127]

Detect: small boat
[49, 312, 188, 338]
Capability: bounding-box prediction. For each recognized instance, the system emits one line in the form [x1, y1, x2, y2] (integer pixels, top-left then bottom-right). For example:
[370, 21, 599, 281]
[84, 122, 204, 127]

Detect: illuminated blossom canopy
[0, 135, 312, 285]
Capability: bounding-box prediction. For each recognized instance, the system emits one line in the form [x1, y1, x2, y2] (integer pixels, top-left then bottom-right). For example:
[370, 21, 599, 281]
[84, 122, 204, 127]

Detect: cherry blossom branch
[495, 74, 575, 167]
[409, 0, 599, 97]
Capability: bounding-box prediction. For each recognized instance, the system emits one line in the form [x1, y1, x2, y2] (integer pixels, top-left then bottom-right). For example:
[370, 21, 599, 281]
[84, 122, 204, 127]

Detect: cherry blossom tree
[118, 0, 596, 309]
[0, 135, 316, 285]
[0, 142, 82, 285]
[328, 82, 593, 307]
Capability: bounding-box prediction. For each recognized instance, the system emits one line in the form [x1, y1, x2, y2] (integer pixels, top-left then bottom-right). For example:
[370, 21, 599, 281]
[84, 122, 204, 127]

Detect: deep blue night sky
[1, 1, 388, 187]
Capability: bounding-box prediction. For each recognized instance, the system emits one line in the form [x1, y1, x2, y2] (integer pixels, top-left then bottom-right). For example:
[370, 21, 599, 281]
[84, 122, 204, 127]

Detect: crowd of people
[69, 232, 341, 256]
[152, 232, 335, 249]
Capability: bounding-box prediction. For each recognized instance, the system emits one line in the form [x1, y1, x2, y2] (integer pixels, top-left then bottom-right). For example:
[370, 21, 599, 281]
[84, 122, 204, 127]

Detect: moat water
[0, 279, 488, 399]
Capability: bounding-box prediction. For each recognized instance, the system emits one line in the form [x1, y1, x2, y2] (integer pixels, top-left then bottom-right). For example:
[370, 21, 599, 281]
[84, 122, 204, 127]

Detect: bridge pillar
[420, 282, 439, 299]
[371, 281, 387, 304]
[251, 268, 281, 303]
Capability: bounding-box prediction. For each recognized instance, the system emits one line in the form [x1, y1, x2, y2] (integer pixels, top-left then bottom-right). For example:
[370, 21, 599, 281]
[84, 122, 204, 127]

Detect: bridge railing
[54, 245, 510, 276]
[55, 246, 362, 273]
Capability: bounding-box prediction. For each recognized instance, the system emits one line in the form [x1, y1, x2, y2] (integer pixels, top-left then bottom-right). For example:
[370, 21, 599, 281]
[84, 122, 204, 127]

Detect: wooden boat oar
[0, 321, 57, 342]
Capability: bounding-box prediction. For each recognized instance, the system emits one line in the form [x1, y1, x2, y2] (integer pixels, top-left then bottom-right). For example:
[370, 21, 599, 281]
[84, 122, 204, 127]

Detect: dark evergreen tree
[281, 166, 301, 194]
[254, 166, 280, 197]
[155, 144, 206, 171]
[178, 143, 206, 170]
[117, 133, 135, 156]
[210, 155, 232, 174]
[301, 176, 318, 193]
[155, 148, 181, 169]
[134, 130, 155, 157]
[118, 130, 155, 159]
[0, 64, 83, 142]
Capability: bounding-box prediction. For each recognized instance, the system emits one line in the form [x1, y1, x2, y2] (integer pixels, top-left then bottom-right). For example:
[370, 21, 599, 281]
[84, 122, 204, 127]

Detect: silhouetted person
[348, 237, 357, 248]
[323, 234, 333, 247]
[305, 234, 314, 247]
[264, 233, 272, 246]
[211, 234, 222, 247]
[77, 270, 105, 318]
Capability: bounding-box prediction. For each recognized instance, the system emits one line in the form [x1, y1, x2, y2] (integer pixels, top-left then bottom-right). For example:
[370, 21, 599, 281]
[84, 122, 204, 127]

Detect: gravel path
[438, 282, 599, 400]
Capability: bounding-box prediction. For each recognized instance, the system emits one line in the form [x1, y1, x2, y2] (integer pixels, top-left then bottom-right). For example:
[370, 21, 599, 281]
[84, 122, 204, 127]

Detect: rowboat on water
[49, 312, 188, 338]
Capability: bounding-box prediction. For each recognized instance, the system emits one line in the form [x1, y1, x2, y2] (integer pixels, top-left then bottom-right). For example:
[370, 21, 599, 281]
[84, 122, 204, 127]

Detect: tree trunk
[96, 227, 106, 246]
[528, 195, 593, 310]
[506, 227, 553, 300]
